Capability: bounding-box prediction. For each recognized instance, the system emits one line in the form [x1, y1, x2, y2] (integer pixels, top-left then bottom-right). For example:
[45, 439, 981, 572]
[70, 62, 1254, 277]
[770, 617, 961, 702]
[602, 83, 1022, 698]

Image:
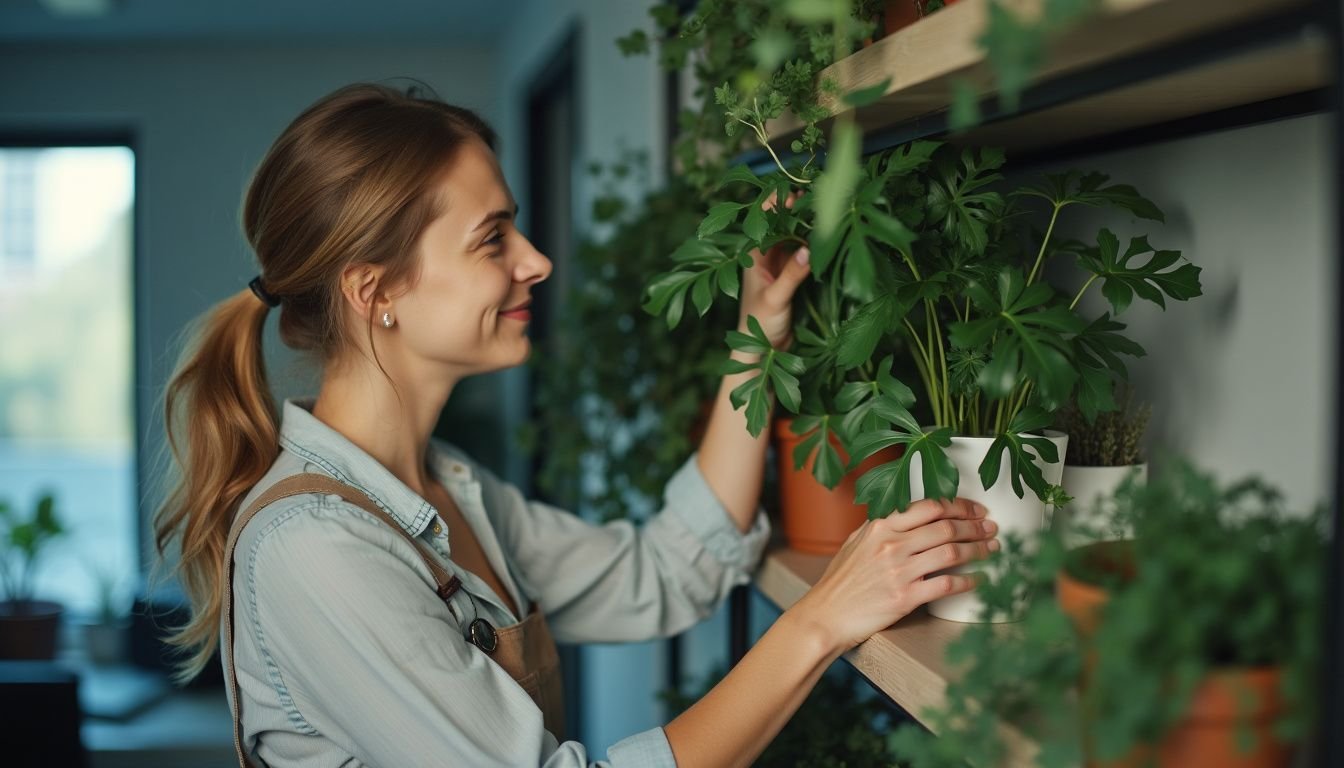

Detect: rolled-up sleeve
[479, 451, 772, 645]
[243, 500, 670, 767]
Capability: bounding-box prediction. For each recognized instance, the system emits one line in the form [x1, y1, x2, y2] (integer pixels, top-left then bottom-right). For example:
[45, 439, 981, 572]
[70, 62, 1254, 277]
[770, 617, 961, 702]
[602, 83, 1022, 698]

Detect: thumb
[763, 246, 812, 306]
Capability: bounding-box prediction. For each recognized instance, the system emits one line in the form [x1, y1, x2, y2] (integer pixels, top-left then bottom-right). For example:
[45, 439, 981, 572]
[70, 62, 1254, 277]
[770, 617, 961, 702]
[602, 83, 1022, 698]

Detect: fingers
[761, 188, 803, 213]
[882, 497, 985, 533]
[906, 573, 980, 606]
[905, 539, 999, 580]
[900, 517, 997, 557]
[760, 245, 812, 307]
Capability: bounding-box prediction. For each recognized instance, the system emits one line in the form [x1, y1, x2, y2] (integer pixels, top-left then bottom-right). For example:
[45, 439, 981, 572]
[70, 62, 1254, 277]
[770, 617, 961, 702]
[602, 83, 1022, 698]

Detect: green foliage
[0, 490, 65, 607]
[520, 157, 737, 523]
[888, 461, 1327, 766]
[650, 137, 1202, 518]
[622, 4, 1199, 521]
[661, 662, 904, 767]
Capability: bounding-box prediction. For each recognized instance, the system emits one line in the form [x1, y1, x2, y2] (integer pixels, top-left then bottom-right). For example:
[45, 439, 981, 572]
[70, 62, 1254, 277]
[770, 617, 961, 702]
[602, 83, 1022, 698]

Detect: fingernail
[981, 519, 997, 535]
[794, 247, 810, 265]
[987, 539, 1001, 552]
[973, 502, 988, 518]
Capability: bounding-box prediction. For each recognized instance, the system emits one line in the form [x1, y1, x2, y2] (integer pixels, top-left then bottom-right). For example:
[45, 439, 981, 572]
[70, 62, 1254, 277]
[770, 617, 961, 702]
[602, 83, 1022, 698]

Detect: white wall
[1026, 113, 1333, 510]
[0, 41, 499, 562]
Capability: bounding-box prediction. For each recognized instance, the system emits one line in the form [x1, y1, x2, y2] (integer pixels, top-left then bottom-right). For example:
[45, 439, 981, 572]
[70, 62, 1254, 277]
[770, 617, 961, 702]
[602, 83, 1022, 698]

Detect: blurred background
[0, 0, 1334, 766]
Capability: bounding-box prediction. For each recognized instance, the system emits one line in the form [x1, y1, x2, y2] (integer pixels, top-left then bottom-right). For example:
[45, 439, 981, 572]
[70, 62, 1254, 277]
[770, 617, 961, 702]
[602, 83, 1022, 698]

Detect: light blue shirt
[224, 396, 772, 767]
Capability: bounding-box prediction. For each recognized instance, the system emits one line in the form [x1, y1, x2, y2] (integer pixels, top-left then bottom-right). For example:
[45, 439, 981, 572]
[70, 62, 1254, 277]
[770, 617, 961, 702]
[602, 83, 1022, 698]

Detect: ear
[338, 263, 391, 321]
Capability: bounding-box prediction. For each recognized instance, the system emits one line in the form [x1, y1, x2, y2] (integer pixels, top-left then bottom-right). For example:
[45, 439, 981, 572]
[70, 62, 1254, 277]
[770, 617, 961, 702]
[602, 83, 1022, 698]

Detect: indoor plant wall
[0, 490, 66, 659]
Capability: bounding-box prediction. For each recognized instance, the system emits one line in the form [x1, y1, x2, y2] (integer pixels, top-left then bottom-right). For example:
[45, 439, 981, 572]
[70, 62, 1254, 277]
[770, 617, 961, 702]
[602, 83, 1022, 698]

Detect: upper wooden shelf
[755, 547, 1044, 767]
[759, 0, 1326, 156]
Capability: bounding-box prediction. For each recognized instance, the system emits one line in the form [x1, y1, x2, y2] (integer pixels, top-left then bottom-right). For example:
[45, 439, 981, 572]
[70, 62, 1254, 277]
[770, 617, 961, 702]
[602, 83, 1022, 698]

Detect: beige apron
[224, 473, 566, 768]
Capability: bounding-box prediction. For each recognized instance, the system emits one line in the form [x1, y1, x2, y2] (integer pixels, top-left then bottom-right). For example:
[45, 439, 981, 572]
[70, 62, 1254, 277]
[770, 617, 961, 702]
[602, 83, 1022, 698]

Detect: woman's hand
[738, 190, 812, 350]
[790, 498, 999, 654]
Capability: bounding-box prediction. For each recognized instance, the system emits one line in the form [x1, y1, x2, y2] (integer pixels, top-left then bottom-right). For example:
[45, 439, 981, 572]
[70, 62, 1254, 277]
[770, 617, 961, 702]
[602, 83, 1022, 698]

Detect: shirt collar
[277, 396, 475, 538]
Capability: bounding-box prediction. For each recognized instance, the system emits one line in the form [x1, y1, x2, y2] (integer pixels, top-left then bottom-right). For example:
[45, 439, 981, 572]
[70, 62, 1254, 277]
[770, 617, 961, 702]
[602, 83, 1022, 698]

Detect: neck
[311, 364, 457, 496]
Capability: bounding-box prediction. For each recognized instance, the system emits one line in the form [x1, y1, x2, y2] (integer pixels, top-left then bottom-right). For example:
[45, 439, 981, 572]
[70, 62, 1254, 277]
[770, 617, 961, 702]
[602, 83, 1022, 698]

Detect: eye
[484, 229, 505, 248]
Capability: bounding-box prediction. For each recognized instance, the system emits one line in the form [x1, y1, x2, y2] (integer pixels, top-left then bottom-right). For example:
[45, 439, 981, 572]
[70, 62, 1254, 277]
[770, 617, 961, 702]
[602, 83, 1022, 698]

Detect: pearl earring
[381, 312, 395, 329]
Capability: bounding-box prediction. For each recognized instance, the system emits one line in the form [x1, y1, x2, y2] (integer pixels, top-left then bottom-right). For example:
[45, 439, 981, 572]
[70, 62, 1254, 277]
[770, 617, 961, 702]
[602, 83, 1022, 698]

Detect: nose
[513, 232, 552, 285]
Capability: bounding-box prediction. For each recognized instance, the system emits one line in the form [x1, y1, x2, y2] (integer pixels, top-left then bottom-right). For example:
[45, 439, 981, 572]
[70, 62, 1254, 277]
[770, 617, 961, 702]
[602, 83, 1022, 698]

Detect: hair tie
[248, 275, 281, 308]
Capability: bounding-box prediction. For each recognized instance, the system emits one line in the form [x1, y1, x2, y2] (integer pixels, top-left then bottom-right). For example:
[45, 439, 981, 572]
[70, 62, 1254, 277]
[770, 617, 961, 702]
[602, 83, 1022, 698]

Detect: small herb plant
[1057, 384, 1151, 467]
[888, 461, 1327, 767]
[0, 490, 65, 610]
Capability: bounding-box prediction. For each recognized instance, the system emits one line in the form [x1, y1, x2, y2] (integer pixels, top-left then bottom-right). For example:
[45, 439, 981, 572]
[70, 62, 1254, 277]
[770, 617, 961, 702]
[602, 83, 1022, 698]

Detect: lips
[501, 300, 532, 321]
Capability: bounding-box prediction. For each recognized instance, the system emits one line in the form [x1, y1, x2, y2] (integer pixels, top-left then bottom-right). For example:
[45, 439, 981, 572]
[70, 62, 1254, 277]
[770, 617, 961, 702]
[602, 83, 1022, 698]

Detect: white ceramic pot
[909, 430, 1069, 623]
[1058, 463, 1148, 546]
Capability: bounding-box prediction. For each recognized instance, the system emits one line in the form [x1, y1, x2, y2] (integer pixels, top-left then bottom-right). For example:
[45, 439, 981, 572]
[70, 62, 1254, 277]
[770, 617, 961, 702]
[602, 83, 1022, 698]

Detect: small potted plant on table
[0, 490, 67, 660]
[1056, 385, 1151, 545]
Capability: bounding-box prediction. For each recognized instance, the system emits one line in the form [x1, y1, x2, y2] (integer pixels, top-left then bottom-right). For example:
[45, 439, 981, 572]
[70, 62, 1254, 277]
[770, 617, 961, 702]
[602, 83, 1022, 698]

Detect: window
[0, 145, 137, 619]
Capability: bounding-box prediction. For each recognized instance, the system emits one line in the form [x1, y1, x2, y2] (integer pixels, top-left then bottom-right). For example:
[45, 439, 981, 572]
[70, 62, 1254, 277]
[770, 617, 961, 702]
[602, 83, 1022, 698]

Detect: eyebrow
[471, 203, 520, 234]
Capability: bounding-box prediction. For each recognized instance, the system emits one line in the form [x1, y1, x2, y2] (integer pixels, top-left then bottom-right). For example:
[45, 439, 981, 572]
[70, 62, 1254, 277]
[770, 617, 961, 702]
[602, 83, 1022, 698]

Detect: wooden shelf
[757, 0, 1325, 157]
[755, 547, 1042, 768]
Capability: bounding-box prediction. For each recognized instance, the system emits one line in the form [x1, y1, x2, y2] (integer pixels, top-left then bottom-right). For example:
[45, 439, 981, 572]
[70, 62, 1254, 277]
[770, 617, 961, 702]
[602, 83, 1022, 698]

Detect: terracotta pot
[882, 1, 924, 37]
[0, 600, 63, 660]
[773, 418, 902, 555]
[1057, 545, 1291, 768]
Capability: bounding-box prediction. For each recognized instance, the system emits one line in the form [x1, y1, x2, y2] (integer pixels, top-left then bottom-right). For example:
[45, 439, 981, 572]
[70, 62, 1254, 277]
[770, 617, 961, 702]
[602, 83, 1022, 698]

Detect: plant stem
[903, 318, 939, 424]
[1026, 203, 1063, 285]
[1069, 274, 1099, 310]
[925, 301, 951, 429]
[741, 118, 811, 186]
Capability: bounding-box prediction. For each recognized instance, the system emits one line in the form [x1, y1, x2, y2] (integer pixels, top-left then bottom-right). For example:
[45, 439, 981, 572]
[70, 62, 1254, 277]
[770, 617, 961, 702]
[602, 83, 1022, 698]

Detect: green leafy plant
[0, 490, 65, 611]
[661, 663, 905, 767]
[627, 3, 1200, 518]
[520, 156, 738, 522]
[1057, 383, 1151, 467]
[646, 138, 1202, 517]
[888, 461, 1327, 767]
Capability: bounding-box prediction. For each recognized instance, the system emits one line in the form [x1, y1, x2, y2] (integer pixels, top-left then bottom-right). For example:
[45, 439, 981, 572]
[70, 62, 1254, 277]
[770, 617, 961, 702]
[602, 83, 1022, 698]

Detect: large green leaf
[926, 146, 1006, 257]
[949, 268, 1085, 405]
[835, 295, 905, 369]
[851, 421, 958, 517]
[789, 414, 846, 489]
[698, 201, 747, 239]
[1076, 230, 1203, 314]
[837, 356, 918, 442]
[977, 407, 1061, 500]
[1071, 314, 1147, 421]
[1018, 169, 1165, 222]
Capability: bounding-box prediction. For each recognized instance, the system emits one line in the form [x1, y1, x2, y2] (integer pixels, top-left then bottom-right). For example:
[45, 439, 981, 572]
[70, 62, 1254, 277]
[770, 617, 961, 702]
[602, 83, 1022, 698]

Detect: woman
[153, 83, 999, 767]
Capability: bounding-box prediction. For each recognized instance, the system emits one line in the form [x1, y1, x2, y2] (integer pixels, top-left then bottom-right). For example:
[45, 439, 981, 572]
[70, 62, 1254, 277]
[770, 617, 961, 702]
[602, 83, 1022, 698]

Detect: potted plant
[0, 490, 67, 660]
[888, 461, 1326, 768]
[646, 137, 1202, 622]
[80, 559, 129, 665]
[1055, 385, 1151, 545]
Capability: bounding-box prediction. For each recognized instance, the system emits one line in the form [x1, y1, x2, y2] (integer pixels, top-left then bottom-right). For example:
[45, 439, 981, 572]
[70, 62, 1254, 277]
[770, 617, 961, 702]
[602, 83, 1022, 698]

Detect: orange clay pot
[1057, 543, 1292, 768]
[773, 417, 903, 555]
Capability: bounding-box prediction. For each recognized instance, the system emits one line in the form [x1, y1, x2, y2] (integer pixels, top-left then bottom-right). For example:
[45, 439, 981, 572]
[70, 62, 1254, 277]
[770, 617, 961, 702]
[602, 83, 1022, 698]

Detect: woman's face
[391, 137, 551, 378]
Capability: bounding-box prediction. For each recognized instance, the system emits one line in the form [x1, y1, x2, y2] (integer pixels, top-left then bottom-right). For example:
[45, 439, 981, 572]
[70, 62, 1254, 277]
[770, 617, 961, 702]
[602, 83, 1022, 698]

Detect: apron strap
[223, 473, 460, 768]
